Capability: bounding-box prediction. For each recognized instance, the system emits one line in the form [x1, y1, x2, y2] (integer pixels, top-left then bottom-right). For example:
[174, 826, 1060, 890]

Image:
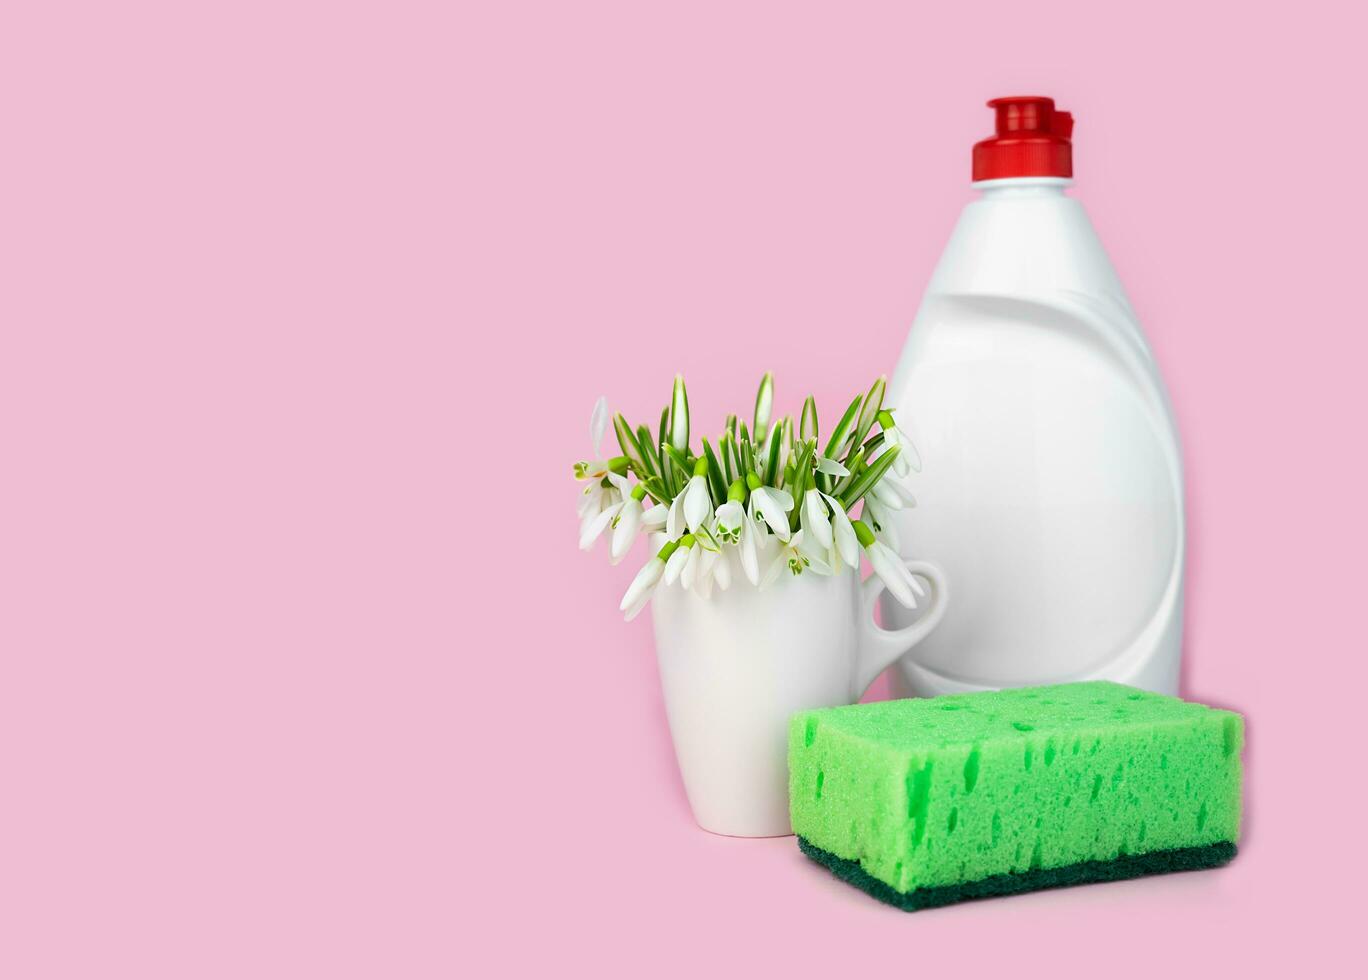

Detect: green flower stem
[876, 409, 897, 431]
[746, 471, 763, 492]
[670, 374, 690, 452]
[787, 441, 813, 532]
[763, 425, 783, 485]
[608, 456, 629, 474]
[657, 407, 673, 496]
[663, 444, 692, 488]
[642, 476, 668, 504]
[823, 394, 862, 461]
[840, 445, 900, 508]
[832, 446, 864, 496]
[753, 372, 773, 440]
[852, 376, 886, 452]
[852, 518, 876, 548]
[636, 424, 660, 473]
[656, 539, 681, 561]
[727, 479, 747, 503]
[799, 442, 815, 488]
[701, 438, 727, 504]
[719, 431, 737, 484]
[631, 483, 648, 501]
[801, 395, 818, 443]
[614, 414, 648, 474]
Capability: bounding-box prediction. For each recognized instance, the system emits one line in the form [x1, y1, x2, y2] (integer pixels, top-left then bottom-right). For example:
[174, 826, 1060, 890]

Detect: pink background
[4, 1, 1365, 976]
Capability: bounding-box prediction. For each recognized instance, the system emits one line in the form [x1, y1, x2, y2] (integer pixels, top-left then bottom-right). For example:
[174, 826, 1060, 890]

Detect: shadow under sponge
[789, 681, 1242, 909]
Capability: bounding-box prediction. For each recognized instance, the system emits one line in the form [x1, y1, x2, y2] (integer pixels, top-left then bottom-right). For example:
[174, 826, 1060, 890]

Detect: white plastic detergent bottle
[883, 96, 1184, 698]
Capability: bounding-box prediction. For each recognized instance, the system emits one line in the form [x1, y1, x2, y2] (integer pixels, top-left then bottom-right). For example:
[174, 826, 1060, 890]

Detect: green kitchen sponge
[789, 681, 1242, 910]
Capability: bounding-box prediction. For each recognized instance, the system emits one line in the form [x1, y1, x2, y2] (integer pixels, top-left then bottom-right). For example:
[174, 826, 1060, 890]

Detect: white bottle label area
[885, 180, 1184, 697]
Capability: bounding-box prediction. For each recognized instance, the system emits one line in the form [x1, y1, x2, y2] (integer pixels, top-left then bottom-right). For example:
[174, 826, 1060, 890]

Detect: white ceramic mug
[650, 552, 948, 837]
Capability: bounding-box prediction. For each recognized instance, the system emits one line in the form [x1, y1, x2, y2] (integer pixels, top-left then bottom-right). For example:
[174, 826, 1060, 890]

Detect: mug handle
[853, 559, 949, 699]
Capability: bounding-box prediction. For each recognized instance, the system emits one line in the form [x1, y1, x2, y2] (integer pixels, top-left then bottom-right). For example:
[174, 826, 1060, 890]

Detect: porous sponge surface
[788, 682, 1242, 895]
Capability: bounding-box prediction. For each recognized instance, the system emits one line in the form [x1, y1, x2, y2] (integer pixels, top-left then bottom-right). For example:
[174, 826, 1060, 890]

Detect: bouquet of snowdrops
[575, 374, 922, 620]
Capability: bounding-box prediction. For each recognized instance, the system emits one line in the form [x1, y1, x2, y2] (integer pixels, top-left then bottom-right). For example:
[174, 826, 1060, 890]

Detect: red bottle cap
[972, 96, 1074, 181]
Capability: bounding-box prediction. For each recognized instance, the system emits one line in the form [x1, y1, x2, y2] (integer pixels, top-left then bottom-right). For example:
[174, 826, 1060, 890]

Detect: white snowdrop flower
[713, 478, 748, 545]
[746, 473, 793, 542]
[590, 396, 610, 455]
[714, 500, 745, 545]
[863, 493, 899, 552]
[642, 502, 667, 531]
[875, 409, 922, 476]
[760, 530, 832, 588]
[619, 538, 680, 621]
[869, 474, 916, 510]
[820, 491, 860, 569]
[697, 526, 732, 595]
[607, 474, 654, 563]
[738, 509, 767, 585]
[802, 488, 833, 551]
[574, 396, 617, 489]
[579, 495, 624, 550]
[815, 454, 849, 478]
[854, 519, 926, 609]
[682, 459, 714, 533]
[666, 489, 687, 540]
[575, 399, 633, 527]
[576, 475, 610, 521]
[662, 534, 695, 586]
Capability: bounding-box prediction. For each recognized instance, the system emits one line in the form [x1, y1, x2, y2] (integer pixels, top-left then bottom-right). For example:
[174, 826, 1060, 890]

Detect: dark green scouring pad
[789, 681, 1242, 911]
[799, 837, 1236, 911]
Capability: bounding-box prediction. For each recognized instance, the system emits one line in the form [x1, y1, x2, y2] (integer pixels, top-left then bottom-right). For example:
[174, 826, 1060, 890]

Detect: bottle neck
[928, 176, 1123, 300]
[971, 176, 1073, 199]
